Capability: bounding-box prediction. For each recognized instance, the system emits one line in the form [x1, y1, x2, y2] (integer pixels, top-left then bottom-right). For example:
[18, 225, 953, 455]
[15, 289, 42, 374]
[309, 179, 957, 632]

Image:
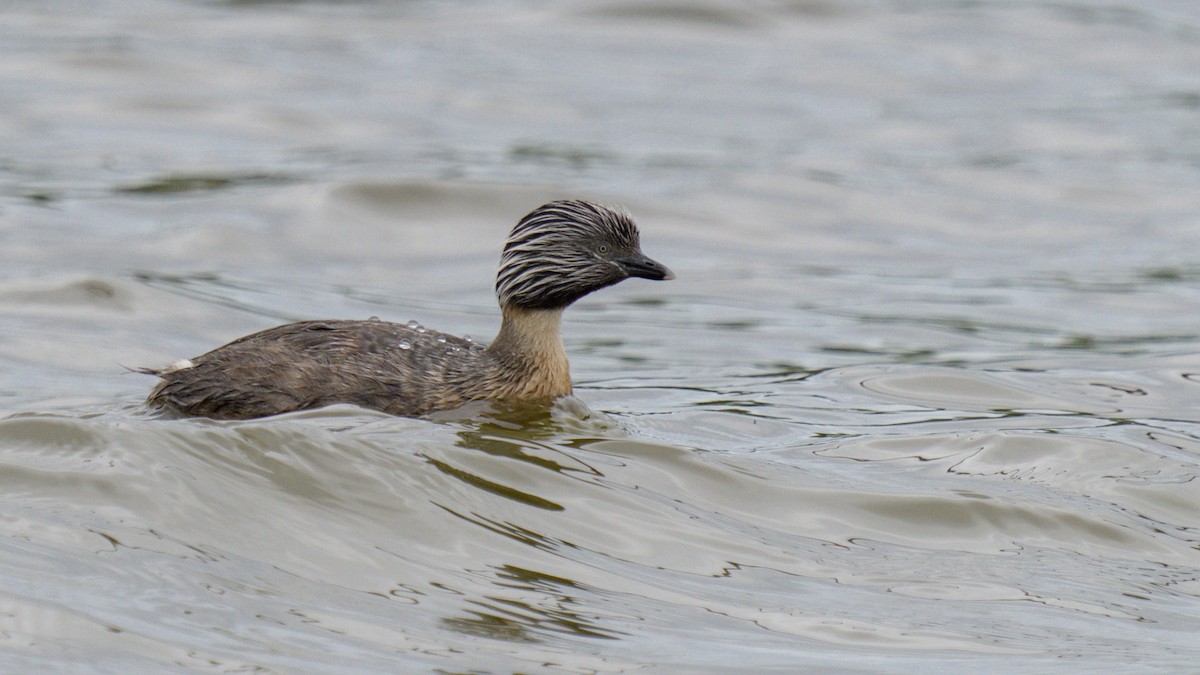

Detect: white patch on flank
[163, 359, 195, 374]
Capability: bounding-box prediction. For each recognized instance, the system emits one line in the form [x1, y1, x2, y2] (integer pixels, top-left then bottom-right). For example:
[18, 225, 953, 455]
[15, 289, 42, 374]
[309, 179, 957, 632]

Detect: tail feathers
[124, 359, 195, 378]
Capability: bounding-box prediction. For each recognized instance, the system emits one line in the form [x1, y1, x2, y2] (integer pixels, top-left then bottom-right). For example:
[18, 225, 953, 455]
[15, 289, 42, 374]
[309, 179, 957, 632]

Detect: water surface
[2, 0, 1200, 672]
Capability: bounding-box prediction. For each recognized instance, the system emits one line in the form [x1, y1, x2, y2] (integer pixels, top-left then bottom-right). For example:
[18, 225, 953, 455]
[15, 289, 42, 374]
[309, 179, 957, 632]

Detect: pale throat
[489, 305, 572, 397]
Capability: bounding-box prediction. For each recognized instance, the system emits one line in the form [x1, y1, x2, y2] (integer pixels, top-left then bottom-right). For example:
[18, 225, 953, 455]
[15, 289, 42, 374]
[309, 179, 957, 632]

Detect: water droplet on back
[368, 315, 381, 322]
[435, 334, 447, 344]
[406, 320, 420, 330]
[398, 339, 412, 350]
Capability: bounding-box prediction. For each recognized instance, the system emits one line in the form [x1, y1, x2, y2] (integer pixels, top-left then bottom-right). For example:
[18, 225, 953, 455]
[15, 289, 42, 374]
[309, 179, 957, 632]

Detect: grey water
[2, 0, 1200, 672]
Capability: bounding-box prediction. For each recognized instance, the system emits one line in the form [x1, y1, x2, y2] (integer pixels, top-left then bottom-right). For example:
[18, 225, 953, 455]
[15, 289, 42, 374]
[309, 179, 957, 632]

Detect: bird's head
[495, 200, 673, 311]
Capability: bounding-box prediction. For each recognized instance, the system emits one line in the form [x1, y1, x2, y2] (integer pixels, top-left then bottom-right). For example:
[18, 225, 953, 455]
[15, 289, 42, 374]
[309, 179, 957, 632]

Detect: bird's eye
[597, 244, 610, 255]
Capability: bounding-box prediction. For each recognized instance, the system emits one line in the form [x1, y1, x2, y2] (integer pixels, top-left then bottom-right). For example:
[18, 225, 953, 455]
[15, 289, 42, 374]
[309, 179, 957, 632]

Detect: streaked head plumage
[495, 200, 672, 310]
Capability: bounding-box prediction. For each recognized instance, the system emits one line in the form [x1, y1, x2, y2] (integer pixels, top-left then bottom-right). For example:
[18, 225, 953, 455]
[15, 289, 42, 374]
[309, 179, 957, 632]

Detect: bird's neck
[486, 305, 572, 399]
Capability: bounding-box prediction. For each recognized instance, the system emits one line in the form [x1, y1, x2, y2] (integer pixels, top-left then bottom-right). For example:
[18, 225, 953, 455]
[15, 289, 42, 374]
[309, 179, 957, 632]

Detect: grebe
[143, 200, 673, 419]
